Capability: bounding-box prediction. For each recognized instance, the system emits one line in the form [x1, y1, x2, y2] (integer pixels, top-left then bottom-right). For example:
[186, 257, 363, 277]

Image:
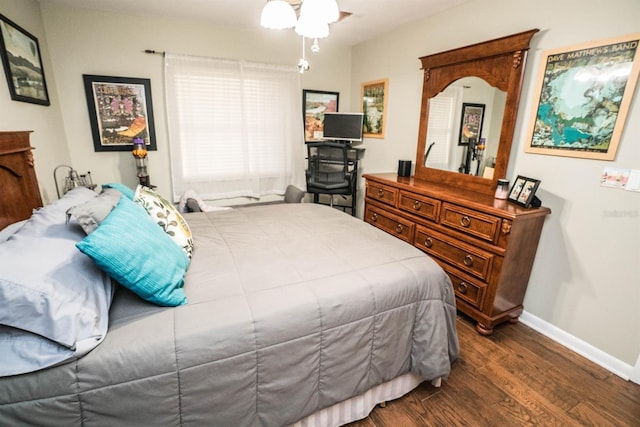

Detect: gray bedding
[0, 203, 458, 426]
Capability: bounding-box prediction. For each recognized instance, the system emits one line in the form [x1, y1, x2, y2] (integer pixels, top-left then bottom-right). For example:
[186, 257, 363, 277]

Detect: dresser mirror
[425, 76, 506, 177]
[414, 29, 539, 195]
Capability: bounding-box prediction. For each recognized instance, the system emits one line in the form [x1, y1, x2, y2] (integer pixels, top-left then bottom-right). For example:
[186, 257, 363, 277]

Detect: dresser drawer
[415, 225, 494, 281]
[398, 191, 440, 222]
[365, 205, 415, 243]
[441, 203, 501, 243]
[443, 266, 487, 310]
[365, 182, 398, 207]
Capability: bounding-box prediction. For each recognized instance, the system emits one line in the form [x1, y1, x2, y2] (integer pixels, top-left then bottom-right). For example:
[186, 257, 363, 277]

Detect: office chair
[305, 142, 356, 216]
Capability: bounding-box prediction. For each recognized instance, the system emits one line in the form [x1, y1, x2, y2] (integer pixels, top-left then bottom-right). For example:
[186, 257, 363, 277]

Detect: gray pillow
[66, 188, 121, 234]
[0, 188, 115, 376]
[0, 220, 26, 242]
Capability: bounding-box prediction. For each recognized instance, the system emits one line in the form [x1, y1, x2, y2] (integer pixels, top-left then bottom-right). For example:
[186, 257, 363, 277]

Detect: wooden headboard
[0, 131, 43, 230]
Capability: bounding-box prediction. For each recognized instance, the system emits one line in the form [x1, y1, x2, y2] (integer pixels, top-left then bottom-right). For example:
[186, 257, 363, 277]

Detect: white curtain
[164, 53, 305, 202]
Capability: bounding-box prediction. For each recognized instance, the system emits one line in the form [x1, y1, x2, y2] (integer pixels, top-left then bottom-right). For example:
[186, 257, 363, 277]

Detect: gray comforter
[0, 203, 458, 426]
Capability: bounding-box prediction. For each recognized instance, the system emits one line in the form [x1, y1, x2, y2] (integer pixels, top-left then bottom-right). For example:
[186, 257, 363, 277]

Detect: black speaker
[398, 160, 412, 177]
[530, 195, 542, 208]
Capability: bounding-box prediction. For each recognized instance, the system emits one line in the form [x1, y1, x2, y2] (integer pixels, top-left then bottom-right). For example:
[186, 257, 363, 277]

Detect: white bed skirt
[290, 372, 433, 427]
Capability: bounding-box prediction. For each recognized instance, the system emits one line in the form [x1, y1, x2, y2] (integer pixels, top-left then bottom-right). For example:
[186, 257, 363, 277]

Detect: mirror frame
[415, 29, 539, 196]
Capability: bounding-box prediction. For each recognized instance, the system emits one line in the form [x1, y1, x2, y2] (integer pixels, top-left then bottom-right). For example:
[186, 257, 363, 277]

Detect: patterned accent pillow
[133, 185, 194, 258]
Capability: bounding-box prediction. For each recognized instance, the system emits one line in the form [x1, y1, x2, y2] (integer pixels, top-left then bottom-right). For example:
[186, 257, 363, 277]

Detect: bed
[0, 131, 459, 426]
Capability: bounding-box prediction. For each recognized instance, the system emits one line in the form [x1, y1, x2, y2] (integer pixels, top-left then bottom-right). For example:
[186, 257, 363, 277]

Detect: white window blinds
[424, 85, 463, 171]
[164, 53, 305, 202]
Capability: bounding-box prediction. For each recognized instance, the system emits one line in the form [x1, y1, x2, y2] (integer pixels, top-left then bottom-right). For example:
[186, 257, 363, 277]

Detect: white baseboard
[519, 311, 636, 382]
[631, 353, 640, 384]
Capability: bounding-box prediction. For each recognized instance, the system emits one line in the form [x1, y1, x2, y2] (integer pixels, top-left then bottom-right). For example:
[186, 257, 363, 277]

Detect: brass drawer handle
[377, 188, 384, 197]
[457, 282, 468, 294]
[463, 254, 474, 266]
[413, 200, 421, 211]
[371, 213, 378, 222]
[424, 237, 433, 248]
[460, 215, 471, 227]
[395, 224, 404, 234]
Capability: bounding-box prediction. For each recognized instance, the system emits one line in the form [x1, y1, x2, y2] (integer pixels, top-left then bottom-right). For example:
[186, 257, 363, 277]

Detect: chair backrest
[306, 142, 350, 191]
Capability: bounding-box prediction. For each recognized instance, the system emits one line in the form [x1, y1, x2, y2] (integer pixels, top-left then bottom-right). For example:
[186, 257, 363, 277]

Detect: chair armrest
[284, 185, 305, 203]
[185, 198, 202, 212]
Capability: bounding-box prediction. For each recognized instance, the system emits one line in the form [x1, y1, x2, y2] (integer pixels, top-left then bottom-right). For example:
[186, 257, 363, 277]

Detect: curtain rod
[144, 49, 165, 55]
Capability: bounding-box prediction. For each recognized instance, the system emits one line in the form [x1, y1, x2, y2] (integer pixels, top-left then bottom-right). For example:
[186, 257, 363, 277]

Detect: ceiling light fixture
[260, 0, 297, 29]
[299, 0, 339, 25]
[295, 13, 329, 39]
[260, 0, 340, 70]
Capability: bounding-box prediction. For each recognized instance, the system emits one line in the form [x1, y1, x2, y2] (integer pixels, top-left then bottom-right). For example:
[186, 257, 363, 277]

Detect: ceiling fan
[261, 0, 351, 72]
[260, 0, 351, 34]
[285, 0, 352, 22]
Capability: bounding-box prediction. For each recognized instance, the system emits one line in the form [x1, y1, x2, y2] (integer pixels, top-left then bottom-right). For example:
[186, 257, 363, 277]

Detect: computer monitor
[322, 112, 364, 143]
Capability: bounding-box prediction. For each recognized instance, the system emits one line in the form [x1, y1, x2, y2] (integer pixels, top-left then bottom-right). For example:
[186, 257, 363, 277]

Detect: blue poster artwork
[530, 38, 639, 154]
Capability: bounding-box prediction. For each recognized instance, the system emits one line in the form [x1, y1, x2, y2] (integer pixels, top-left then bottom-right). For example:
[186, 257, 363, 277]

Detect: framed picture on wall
[83, 74, 157, 152]
[525, 33, 640, 160]
[0, 13, 50, 105]
[303, 89, 339, 142]
[361, 78, 388, 138]
[458, 103, 485, 145]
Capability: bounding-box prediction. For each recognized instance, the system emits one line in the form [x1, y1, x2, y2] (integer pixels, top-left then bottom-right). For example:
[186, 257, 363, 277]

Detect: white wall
[0, 0, 70, 203]
[350, 0, 640, 368]
[36, 3, 352, 200]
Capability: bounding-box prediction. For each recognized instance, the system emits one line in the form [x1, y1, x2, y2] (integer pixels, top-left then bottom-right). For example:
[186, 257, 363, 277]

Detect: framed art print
[361, 78, 388, 138]
[0, 13, 49, 105]
[525, 33, 640, 160]
[303, 89, 339, 142]
[458, 103, 485, 145]
[83, 74, 157, 152]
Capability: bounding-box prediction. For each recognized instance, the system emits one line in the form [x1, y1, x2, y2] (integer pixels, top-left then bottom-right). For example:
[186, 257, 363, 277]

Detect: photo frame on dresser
[0, 13, 50, 105]
[508, 175, 541, 208]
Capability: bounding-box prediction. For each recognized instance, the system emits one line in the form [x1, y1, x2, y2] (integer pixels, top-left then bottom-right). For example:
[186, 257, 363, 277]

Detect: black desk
[348, 147, 365, 162]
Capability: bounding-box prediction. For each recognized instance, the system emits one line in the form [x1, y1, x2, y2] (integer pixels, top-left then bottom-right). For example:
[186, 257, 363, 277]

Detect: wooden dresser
[363, 172, 550, 335]
[0, 131, 43, 230]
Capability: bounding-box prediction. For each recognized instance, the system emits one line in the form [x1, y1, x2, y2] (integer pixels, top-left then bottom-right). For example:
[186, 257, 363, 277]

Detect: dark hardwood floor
[347, 314, 640, 426]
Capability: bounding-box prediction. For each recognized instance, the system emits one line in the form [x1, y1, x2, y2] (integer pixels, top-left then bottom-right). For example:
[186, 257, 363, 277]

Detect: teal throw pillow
[101, 182, 135, 200]
[76, 197, 189, 306]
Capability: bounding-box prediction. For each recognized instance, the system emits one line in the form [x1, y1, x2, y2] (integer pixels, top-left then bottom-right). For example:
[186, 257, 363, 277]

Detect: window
[424, 85, 463, 171]
[165, 54, 305, 202]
